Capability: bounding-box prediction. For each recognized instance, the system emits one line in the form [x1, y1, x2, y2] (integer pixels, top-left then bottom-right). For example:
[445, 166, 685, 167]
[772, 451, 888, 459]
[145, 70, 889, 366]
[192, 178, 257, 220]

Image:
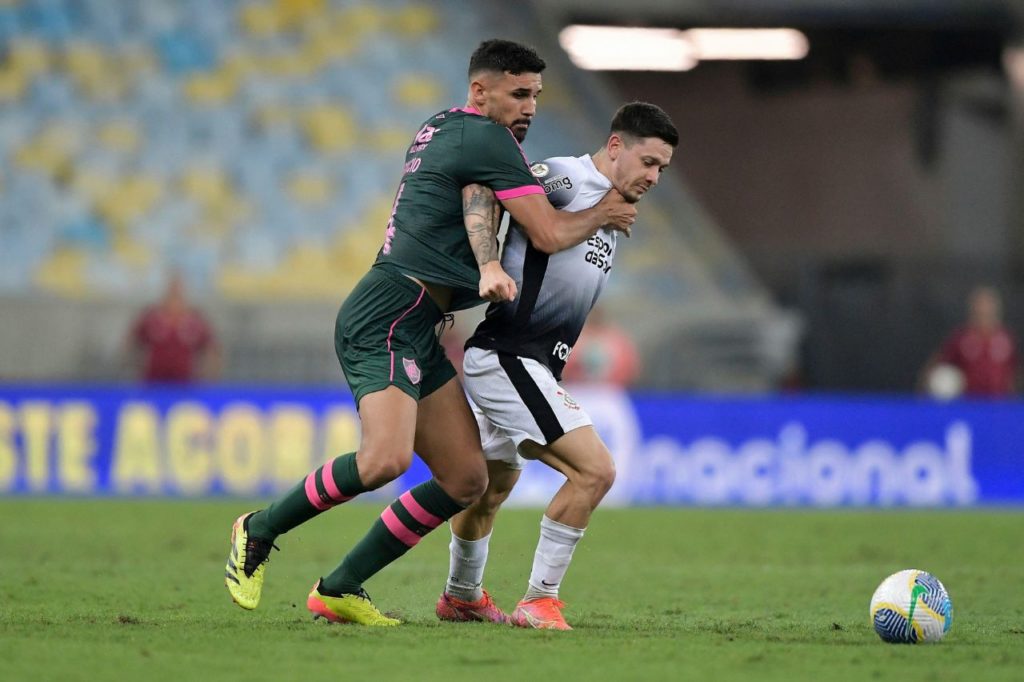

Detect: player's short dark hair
[468, 39, 546, 78]
[611, 102, 679, 147]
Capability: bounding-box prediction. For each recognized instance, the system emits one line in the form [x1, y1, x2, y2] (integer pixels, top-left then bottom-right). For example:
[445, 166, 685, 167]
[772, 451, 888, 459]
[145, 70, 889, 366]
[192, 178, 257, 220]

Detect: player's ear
[607, 133, 623, 161]
[468, 73, 491, 108]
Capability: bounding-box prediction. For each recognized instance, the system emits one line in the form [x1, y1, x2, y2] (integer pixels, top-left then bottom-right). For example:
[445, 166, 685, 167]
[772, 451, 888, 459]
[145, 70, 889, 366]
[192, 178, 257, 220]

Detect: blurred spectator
[922, 286, 1017, 398]
[125, 273, 221, 383]
[562, 306, 640, 387]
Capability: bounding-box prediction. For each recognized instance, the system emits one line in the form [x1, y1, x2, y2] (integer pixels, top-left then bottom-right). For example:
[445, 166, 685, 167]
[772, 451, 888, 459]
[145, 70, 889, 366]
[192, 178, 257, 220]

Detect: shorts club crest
[403, 357, 422, 385]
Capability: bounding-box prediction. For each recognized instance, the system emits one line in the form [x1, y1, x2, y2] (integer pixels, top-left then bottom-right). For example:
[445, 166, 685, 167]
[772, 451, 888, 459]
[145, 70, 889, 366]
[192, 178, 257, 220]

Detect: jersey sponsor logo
[552, 342, 573, 361]
[530, 162, 549, 177]
[555, 389, 581, 411]
[585, 234, 613, 273]
[408, 124, 438, 154]
[542, 174, 572, 195]
[403, 357, 422, 385]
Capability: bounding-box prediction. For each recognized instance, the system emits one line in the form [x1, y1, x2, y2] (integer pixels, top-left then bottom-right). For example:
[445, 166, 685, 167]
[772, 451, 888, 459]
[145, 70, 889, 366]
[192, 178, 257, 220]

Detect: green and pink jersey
[374, 107, 543, 311]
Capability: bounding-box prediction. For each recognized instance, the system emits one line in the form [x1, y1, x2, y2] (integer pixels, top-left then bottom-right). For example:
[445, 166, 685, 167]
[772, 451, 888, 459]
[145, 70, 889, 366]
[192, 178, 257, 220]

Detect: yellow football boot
[307, 580, 400, 627]
[224, 512, 277, 610]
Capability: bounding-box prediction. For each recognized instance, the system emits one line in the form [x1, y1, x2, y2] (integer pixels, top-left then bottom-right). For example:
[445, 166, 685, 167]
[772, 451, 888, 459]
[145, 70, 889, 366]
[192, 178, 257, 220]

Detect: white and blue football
[870, 569, 953, 643]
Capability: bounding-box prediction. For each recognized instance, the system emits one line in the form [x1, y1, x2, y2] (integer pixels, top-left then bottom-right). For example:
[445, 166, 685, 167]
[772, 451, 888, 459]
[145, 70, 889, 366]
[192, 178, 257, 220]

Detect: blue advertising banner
[0, 385, 1020, 506]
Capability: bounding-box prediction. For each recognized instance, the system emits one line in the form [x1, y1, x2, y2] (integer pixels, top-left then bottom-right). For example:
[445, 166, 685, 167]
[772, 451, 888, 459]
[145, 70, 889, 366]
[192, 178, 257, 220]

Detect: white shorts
[463, 346, 593, 469]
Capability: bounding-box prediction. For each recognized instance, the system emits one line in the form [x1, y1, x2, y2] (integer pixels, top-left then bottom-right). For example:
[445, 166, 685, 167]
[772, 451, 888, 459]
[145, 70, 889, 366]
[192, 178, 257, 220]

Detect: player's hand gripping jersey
[467, 155, 618, 379]
[374, 107, 543, 312]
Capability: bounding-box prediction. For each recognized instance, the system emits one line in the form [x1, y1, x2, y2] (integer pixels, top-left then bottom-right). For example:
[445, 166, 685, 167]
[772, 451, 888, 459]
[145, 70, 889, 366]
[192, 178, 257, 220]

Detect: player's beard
[511, 120, 530, 142]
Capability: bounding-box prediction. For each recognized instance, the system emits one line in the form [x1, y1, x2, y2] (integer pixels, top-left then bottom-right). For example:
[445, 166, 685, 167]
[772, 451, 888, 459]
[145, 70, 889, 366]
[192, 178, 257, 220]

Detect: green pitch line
[0, 500, 1021, 682]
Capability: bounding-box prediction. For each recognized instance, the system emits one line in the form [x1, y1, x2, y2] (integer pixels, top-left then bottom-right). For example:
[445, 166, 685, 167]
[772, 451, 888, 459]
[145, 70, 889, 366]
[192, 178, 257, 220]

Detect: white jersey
[466, 154, 616, 380]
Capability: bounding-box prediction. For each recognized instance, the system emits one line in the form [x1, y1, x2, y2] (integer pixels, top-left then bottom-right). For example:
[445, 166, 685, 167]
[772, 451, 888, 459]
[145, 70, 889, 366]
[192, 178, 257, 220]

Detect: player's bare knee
[356, 448, 413, 489]
[595, 458, 617, 495]
[438, 463, 488, 506]
[478, 483, 513, 515]
[574, 457, 616, 499]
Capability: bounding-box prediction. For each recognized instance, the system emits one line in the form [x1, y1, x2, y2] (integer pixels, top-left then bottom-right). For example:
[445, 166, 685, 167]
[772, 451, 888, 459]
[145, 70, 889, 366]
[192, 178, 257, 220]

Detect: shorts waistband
[373, 264, 444, 322]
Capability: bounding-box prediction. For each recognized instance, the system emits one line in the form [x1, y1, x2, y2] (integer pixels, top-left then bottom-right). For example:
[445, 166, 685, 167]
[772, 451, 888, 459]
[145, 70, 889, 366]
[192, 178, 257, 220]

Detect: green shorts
[335, 265, 456, 407]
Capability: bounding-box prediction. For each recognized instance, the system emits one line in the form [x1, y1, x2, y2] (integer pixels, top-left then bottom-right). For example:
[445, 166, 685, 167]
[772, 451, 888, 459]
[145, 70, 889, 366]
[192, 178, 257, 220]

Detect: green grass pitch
[1, 500, 1021, 681]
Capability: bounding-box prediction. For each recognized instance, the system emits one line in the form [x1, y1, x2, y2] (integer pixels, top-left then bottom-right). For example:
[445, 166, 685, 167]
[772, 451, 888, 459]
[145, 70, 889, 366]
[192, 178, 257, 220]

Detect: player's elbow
[528, 230, 562, 254]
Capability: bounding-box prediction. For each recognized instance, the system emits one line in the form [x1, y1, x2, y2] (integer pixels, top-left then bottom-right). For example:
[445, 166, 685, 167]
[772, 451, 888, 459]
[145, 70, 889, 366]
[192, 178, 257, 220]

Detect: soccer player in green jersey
[224, 39, 637, 625]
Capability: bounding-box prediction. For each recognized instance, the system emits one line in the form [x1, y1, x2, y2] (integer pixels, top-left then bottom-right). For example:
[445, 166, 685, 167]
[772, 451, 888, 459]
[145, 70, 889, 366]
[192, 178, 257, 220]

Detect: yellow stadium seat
[263, 50, 316, 78]
[394, 4, 439, 36]
[271, 244, 354, 300]
[13, 123, 81, 177]
[97, 121, 141, 154]
[365, 127, 412, 152]
[275, 0, 326, 29]
[68, 166, 114, 203]
[65, 42, 125, 100]
[183, 69, 238, 105]
[96, 175, 163, 232]
[204, 194, 253, 231]
[393, 74, 442, 108]
[0, 67, 28, 103]
[331, 224, 383, 275]
[222, 50, 260, 79]
[302, 104, 356, 154]
[286, 172, 331, 205]
[180, 166, 231, 207]
[111, 235, 154, 268]
[8, 39, 50, 77]
[304, 31, 357, 67]
[240, 3, 284, 37]
[338, 4, 383, 35]
[13, 142, 65, 175]
[34, 247, 89, 298]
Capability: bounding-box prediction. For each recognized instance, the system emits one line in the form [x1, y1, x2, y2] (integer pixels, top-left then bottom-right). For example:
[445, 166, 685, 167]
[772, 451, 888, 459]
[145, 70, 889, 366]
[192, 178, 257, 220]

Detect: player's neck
[591, 148, 613, 183]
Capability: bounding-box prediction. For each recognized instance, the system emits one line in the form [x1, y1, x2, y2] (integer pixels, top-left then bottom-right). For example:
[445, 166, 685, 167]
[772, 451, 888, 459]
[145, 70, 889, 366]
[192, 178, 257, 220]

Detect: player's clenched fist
[595, 189, 637, 237]
[478, 261, 517, 302]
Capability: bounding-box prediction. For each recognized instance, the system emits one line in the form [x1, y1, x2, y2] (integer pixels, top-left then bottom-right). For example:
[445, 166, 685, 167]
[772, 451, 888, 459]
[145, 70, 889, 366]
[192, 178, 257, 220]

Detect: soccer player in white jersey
[436, 102, 678, 629]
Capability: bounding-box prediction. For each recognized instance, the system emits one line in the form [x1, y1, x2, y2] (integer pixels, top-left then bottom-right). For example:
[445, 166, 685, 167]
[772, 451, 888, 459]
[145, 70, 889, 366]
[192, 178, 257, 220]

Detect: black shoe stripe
[225, 571, 241, 585]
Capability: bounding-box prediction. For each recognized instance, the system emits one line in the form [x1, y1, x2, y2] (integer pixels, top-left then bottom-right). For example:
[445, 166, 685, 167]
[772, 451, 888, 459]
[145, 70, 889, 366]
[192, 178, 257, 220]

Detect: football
[870, 569, 953, 643]
[926, 364, 965, 400]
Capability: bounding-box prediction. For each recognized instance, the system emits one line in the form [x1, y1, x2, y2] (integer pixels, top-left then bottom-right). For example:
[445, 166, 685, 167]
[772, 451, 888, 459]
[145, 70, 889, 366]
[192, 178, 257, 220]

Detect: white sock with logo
[445, 530, 491, 602]
[523, 515, 585, 601]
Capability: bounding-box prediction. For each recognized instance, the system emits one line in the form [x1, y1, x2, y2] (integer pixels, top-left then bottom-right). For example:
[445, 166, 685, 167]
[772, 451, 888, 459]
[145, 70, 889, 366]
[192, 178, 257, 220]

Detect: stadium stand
[0, 0, 797, 388]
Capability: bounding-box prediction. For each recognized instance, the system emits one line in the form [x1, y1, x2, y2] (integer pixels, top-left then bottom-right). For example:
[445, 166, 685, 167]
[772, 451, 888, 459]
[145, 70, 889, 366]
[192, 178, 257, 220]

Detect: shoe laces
[243, 536, 279, 577]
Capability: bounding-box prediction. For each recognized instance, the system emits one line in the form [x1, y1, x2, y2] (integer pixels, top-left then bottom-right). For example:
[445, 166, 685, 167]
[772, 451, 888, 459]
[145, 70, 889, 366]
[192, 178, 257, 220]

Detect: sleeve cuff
[495, 184, 545, 201]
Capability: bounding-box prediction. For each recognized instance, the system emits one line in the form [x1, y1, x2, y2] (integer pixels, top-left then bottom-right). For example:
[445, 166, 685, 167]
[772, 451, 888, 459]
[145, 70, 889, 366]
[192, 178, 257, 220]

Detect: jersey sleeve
[458, 122, 544, 201]
[531, 156, 582, 210]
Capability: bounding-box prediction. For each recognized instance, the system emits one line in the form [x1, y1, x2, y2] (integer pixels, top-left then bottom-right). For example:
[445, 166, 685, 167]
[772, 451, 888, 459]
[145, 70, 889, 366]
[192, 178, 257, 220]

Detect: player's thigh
[414, 377, 487, 499]
[351, 386, 419, 489]
[520, 425, 615, 481]
[358, 385, 418, 462]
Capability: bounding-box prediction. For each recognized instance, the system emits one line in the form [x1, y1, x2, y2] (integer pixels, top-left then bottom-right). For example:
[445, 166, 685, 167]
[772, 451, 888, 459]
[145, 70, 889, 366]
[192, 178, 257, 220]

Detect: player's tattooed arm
[463, 184, 516, 302]
[462, 183, 502, 265]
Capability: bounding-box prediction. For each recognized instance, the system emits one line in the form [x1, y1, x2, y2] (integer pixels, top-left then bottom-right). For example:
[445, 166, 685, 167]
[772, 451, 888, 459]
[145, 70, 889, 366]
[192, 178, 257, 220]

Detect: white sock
[445, 530, 491, 602]
[524, 515, 585, 601]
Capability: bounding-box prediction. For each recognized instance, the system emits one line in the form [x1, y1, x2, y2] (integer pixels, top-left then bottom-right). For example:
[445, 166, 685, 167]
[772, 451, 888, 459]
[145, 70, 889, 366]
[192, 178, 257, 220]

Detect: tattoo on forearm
[463, 184, 502, 266]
